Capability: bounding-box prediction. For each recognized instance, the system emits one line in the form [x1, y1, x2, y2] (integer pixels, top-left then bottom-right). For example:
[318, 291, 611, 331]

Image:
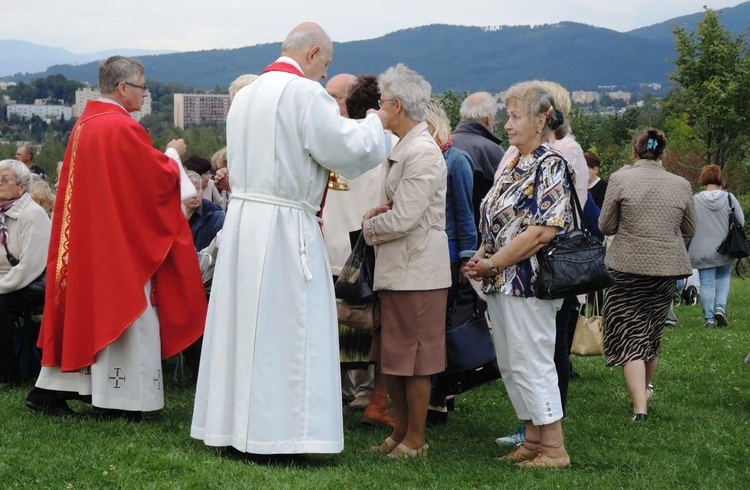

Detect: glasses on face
[123, 81, 149, 93]
[378, 98, 396, 109]
[0, 176, 18, 185]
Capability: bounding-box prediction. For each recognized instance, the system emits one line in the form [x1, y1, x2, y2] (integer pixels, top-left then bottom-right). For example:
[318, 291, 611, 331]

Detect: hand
[362, 200, 392, 226]
[465, 257, 497, 279]
[214, 167, 231, 192]
[367, 108, 388, 128]
[167, 138, 186, 157]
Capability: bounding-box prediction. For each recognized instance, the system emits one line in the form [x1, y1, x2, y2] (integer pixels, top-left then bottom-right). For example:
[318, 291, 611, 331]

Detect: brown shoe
[498, 444, 539, 462]
[362, 393, 395, 429]
[517, 451, 571, 468]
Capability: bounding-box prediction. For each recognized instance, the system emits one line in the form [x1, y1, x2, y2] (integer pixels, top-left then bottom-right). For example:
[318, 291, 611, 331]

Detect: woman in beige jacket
[599, 128, 695, 422]
[362, 64, 451, 459]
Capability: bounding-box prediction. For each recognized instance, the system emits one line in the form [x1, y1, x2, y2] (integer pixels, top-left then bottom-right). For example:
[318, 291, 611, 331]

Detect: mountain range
[0, 41, 172, 78]
[2, 2, 749, 94]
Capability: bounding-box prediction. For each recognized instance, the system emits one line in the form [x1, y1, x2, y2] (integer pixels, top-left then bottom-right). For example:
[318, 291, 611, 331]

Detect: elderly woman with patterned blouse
[466, 81, 573, 468]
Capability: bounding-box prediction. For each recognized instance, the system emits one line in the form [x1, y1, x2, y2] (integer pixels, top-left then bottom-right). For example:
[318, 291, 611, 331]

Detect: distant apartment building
[73, 87, 152, 121]
[607, 91, 632, 102]
[0, 82, 17, 90]
[173, 93, 230, 129]
[6, 102, 72, 122]
[572, 91, 599, 105]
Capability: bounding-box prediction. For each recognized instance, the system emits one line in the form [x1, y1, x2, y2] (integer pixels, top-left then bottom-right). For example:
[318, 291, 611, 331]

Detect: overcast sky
[3, 0, 743, 53]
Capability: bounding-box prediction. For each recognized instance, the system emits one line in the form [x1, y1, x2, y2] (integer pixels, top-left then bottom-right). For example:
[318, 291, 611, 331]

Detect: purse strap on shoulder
[534, 152, 587, 233]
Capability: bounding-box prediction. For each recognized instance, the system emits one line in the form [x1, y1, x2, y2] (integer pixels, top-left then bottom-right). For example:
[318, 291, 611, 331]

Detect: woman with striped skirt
[599, 128, 695, 421]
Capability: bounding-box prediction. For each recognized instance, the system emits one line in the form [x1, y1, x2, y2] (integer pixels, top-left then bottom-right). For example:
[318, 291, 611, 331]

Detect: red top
[38, 100, 207, 371]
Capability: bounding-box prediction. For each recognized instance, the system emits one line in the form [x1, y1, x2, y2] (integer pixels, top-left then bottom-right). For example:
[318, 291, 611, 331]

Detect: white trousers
[36, 281, 164, 411]
[486, 293, 563, 426]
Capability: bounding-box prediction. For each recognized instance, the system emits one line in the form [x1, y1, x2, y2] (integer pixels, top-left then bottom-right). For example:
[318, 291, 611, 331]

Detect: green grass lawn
[2, 278, 749, 489]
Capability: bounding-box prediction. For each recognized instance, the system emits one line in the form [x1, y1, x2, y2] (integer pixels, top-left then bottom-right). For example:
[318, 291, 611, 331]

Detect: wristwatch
[486, 258, 501, 275]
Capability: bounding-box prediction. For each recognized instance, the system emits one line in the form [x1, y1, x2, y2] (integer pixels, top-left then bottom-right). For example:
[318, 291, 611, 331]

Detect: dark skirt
[372, 289, 448, 376]
[604, 270, 676, 367]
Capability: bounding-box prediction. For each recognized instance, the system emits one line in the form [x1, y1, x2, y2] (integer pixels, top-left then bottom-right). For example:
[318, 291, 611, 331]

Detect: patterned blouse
[479, 143, 573, 297]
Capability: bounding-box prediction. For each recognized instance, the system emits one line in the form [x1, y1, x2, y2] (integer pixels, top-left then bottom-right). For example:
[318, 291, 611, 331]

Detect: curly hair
[345, 74, 379, 120]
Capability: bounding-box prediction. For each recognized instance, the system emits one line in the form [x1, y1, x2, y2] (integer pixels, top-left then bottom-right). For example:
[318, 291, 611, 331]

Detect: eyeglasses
[123, 81, 149, 93]
[378, 98, 396, 109]
[0, 176, 18, 185]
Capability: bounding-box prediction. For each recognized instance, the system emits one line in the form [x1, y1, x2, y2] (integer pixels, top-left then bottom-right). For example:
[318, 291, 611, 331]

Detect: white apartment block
[607, 91, 632, 102]
[73, 87, 152, 121]
[572, 91, 600, 105]
[7, 103, 72, 122]
[173, 93, 230, 129]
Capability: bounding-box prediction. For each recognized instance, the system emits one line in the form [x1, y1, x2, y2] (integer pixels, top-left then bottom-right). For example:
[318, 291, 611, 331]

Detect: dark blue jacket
[189, 199, 225, 251]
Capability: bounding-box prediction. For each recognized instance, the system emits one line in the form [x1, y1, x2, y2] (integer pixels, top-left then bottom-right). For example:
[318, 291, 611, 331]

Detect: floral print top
[479, 143, 573, 297]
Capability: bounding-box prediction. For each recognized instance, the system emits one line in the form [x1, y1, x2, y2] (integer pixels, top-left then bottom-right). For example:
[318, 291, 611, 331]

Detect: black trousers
[0, 287, 44, 383]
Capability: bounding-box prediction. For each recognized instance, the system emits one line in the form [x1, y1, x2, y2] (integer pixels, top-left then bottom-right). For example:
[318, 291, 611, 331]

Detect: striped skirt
[603, 270, 676, 367]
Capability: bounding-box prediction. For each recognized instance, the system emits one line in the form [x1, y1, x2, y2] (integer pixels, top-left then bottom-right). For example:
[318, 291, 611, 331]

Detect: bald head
[281, 22, 333, 81]
[460, 91, 498, 131]
[326, 74, 356, 117]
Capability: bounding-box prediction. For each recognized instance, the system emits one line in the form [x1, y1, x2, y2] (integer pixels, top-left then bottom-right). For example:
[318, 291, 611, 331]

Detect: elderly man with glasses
[27, 56, 207, 419]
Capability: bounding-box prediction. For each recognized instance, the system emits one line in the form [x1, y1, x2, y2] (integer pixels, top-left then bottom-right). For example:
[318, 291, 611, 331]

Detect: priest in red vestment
[26, 56, 207, 418]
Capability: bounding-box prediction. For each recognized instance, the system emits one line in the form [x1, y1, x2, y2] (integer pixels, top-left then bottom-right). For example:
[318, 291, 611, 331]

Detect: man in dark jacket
[452, 92, 505, 243]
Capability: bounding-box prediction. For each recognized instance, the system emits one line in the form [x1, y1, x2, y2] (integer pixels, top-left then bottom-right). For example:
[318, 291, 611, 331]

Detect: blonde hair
[211, 147, 228, 169]
[30, 179, 55, 215]
[424, 99, 452, 146]
[503, 81, 562, 139]
[539, 81, 572, 140]
[228, 74, 259, 102]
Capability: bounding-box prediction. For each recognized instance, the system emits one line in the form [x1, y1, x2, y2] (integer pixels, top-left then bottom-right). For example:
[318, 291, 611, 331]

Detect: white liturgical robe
[191, 59, 389, 454]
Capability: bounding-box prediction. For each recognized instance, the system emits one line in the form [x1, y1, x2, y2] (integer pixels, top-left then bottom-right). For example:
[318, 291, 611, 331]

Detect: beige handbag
[571, 296, 604, 356]
[336, 299, 380, 331]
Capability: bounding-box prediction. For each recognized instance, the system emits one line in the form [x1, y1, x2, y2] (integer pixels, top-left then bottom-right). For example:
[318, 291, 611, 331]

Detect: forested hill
[627, 1, 750, 40]
[5, 2, 749, 93]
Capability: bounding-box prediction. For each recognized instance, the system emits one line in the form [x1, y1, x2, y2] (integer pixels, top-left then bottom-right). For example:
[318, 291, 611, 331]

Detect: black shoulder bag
[716, 193, 750, 259]
[534, 158, 614, 300]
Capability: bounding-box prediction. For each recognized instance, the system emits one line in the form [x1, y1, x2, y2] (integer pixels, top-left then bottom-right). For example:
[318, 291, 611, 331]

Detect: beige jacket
[599, 159, 695, 277]
[0, 192, 51, 294]
[363, 122, 451, 291]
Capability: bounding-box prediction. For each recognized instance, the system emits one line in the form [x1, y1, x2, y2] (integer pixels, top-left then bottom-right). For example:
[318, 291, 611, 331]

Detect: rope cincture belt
[232, 192, 321, 281]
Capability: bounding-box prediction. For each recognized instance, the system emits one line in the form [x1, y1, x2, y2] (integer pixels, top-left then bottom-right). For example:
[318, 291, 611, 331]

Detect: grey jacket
[688, 190, 745, 269]
[599, 160, 695, 277]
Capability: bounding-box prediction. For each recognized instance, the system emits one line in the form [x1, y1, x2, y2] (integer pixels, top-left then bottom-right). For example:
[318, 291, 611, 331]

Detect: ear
[307, 46, 321, 64]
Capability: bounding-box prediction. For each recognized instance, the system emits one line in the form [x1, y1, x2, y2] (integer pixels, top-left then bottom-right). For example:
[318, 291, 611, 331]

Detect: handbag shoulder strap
[534, 151, 586, 233]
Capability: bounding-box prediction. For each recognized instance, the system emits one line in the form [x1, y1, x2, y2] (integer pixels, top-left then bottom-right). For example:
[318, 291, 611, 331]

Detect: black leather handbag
[716, 194, 750, 259]
[440, 311, 501, 396]
[535, 161, 614, 300]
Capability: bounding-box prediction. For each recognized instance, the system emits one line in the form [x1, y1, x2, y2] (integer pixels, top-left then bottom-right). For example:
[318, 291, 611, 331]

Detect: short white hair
[460, 92, 498, 123]
[228, 74, 259, 102]
[0, 159, 33, 190]
[378, 64, 431, 122]
[281, 25, 332, 55]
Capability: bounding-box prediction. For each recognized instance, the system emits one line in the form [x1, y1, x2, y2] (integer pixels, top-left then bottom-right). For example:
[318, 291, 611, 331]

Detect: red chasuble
[38, 100, 207, 372]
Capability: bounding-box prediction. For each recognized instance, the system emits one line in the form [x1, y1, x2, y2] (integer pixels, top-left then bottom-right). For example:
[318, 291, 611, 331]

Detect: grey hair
[424, 99, 452, 145]
[378, 64, 431, 122]
[185, 170, 202, 189]
[281, 26, 333, 55]
[503, 81, 560, 138]
[0, 159, 33, 191]
[99, 56, 145, 94]
[228, 74, 259, 102]
[17, 144, 35, 159]
[459, 92, 498, 123]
